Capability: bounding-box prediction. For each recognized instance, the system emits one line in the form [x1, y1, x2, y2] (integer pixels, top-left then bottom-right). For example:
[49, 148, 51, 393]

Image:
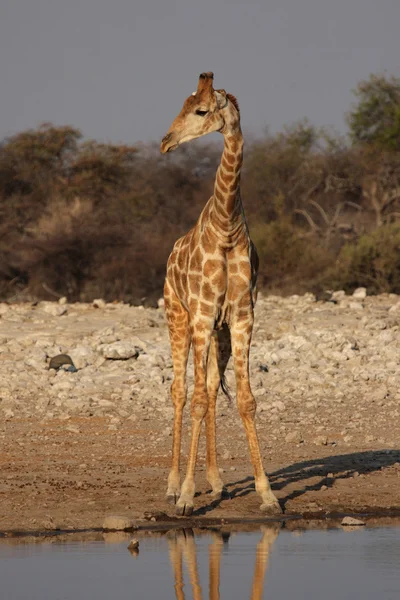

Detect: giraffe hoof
[175, 502, 194, 517]
[211, 487, 231, 501]
[166, 494, 178, 505]
[260, 501, 283, 515]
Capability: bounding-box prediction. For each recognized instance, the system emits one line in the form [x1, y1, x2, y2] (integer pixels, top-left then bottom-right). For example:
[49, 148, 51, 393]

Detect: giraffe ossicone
[160, 71, 282, 517]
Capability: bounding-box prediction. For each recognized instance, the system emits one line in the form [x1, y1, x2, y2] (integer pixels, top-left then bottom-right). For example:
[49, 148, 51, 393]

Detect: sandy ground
[0, 292, 400, 532]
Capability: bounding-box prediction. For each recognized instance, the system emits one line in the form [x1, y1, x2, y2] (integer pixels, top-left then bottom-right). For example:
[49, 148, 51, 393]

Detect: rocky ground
[0, 289, 400, 532]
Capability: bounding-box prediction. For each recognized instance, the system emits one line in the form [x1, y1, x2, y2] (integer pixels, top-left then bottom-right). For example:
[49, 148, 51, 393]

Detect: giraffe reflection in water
[166, 525, 280, 600]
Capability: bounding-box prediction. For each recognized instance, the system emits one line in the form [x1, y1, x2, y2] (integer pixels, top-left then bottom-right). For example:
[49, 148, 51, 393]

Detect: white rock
[41, 302, 68, 317]
[254, 387, 267, 397]
[97, 399, 115, 408]
[352, 287, 367, 300]
[389, 301, 400, 313]
[332, 290, 346, 300]
[272, 400, 286, 411]
[25, 350, 48, 371]
[0, 304, 9, 316]
[101, 342, 140, 360]
[70, 346, 96, 369]
[341, 516, 366, 527]
[93, 298, 106, 309]
[349, 302, 364, 310]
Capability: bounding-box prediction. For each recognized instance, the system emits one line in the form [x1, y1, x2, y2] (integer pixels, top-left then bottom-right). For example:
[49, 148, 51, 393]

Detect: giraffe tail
[220, 375, 233, 403]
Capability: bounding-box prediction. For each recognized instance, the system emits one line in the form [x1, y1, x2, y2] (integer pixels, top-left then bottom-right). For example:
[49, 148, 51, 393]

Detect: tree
[347, 74, 400, 151]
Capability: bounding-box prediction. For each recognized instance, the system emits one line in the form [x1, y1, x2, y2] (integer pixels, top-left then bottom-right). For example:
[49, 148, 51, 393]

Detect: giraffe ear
[215, 89, 228, 109]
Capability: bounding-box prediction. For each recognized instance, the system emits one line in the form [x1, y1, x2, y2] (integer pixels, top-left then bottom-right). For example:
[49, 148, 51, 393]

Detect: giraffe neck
[209, 129, 245, 238]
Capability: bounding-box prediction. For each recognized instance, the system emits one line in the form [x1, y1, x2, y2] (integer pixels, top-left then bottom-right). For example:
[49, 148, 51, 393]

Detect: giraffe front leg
[176, 319, 213, 516]
[167, 378, 187, 505]
[164, 282, 190, 505]
[231, 312, 282, 514]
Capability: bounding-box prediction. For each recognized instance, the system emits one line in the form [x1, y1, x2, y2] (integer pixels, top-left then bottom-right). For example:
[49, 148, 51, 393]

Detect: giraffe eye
[195, 110, 209, 117]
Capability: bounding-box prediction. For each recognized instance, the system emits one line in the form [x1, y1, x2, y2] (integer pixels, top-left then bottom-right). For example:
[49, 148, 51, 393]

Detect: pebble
[101, 342, 141, 360]
[41, 302, 68, 317]
[285, 430, 303, 444]
[313, 435, 328, 446]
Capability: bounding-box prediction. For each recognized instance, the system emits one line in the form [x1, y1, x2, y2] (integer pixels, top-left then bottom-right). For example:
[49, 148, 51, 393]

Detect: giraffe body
[160, 72, 281, 516]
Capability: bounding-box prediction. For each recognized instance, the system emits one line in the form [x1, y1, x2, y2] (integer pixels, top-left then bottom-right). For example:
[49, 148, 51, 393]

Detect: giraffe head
[160, 72, 240, 153]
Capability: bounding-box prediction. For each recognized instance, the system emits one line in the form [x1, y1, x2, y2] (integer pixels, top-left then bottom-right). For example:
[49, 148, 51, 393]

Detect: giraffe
[167, 526, 280, 600]
[160, 72, 281, 517]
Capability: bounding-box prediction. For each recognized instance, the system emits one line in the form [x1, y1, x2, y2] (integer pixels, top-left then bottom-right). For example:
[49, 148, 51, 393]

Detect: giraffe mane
[226, 93, 240, 114]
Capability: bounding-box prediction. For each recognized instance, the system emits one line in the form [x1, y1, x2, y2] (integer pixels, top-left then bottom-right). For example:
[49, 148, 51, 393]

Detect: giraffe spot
[239, 261, 251, 278]
[215, 205, 230, 219]
[245, 323, 253, 335]
[177, 251, 186, 270]
[228, 139, 240, 153]
[235, 359, 244, 370]
[194, 320, 207, 333]
[173, 284, 184, 303]
[221, 156, 234, 172]
[189, 298, 199, 313]
[228, 263, 239, 274]
[202, 230, 217, 254]
[190, 228, 199, 246]
[216, 177, 228, 195]
[201, 202, 211, 221]
[227, 275, 248, 300]
[200, 301, 214, 315]
[202, 281, 214, 302]
[224, 151, 236, 166]
[189, 247, 203, 272]
[189, 276, 201, 296]
[211, 272, 226, 293]
[219, 169, 235, 186]
[234, 333, 245, 344]
[203, 259, 221, 278]
[237, 308, 251, 320]
[179, 271, 188, 293]
[171, 299, 182, 310]
[237, 292, 252, 308]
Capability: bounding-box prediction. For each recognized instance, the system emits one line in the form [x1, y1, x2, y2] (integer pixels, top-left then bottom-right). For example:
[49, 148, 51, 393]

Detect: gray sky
[1, 0, 400, 145]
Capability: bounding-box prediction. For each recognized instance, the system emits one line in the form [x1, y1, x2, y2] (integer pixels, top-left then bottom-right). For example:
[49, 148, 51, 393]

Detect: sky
[1, 0, 400, 146]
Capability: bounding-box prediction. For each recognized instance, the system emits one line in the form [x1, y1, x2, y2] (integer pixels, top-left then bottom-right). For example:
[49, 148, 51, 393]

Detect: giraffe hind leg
[205, 324, 232, 500]
[230, 311, 281, 514]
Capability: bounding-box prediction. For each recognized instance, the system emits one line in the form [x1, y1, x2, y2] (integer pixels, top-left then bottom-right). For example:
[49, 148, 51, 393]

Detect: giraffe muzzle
[160, 132, 179, 154]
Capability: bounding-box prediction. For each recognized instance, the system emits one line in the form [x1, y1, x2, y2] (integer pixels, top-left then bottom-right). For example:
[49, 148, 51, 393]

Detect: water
[1, 526, 400, 599]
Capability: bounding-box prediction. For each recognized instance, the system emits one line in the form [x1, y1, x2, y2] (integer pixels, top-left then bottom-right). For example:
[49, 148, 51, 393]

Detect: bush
[329, 224, 400, 294]
[2, 106, 400, 303]
[250, 197, 333, 294]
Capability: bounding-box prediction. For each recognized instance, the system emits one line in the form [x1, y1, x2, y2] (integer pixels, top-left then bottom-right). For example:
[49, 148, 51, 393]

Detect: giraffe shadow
[206, 450, 400, 512]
